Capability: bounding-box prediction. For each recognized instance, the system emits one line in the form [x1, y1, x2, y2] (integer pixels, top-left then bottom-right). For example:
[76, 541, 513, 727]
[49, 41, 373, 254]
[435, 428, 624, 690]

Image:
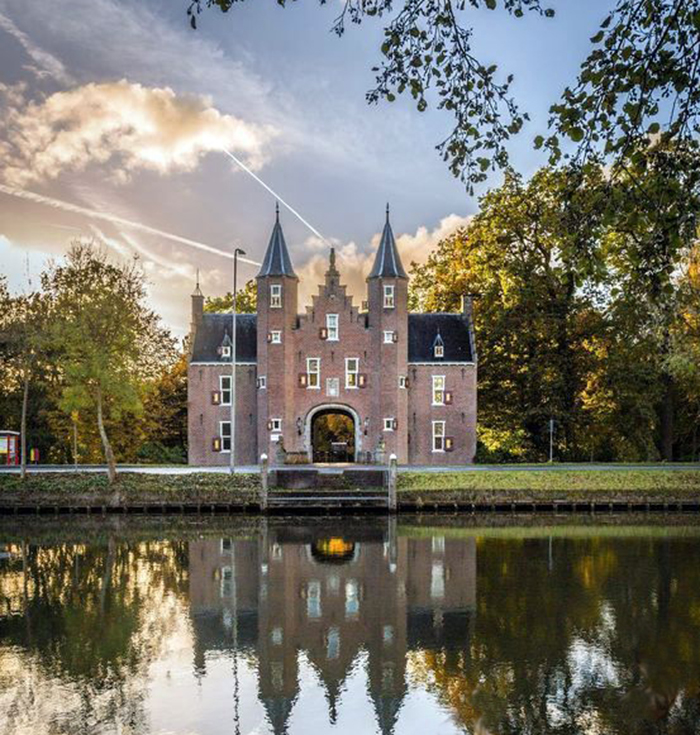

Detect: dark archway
[311, 409, 355, 463]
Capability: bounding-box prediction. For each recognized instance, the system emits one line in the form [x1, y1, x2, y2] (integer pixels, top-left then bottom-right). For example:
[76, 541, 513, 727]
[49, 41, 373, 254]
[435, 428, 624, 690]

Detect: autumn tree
[410, 165, 608, 460]
[44, 243, 175, 483]
[204, 278, 257, 313]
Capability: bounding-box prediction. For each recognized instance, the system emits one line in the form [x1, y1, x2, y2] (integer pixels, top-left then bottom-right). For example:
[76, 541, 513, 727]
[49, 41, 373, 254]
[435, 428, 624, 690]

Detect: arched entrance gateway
[305, 404, 361, 463]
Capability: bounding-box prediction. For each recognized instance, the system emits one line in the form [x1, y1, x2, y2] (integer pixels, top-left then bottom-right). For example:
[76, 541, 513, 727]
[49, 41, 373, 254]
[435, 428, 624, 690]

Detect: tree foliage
[43, 243, 175, 481]
[204, 278, 257, 313]
[410, 161, 700, 461]
[187, 0, 700, 193]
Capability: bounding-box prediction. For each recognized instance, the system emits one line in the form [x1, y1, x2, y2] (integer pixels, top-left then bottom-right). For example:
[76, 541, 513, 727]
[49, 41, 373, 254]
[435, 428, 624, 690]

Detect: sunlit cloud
[295, 214, 472, 307]
[0, 80, 277, 187]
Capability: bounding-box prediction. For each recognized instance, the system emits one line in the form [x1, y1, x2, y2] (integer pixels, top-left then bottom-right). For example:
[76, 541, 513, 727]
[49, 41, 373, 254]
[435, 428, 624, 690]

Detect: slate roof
[368, 210, 408, 280]
[257, 207, 297, 279]
[190, 313, 257, 362]
[191, 312, 474, 364]
[407, 314, 474, 363]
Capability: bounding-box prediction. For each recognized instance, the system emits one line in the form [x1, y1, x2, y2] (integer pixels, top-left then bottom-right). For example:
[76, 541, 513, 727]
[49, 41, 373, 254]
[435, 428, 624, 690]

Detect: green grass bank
[1, 467, 700, 510]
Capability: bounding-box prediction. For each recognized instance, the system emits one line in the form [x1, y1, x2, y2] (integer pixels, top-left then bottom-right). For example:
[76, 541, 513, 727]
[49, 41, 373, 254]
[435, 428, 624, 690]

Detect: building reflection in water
[188, 519, 477, 735]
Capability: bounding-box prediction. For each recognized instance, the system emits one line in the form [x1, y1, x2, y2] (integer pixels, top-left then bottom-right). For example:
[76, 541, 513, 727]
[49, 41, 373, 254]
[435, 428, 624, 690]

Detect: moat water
[1, 516, 700, 735]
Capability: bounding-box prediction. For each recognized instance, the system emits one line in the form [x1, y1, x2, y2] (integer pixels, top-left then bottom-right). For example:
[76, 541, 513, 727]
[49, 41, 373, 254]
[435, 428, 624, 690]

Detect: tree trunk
[96, 388, 117, 485]
[20, 372, 29, 480]
[660, 371, 675, 462]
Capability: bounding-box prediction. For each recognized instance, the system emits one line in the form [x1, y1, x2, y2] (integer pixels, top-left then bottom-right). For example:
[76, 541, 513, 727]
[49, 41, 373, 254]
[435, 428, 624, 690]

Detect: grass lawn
[0, 471, 260, 504]
[398, 469, 700, 497]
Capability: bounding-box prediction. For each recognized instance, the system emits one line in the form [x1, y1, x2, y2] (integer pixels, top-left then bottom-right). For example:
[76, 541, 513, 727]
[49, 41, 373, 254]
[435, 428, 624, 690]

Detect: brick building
[187, 207, 477, 466]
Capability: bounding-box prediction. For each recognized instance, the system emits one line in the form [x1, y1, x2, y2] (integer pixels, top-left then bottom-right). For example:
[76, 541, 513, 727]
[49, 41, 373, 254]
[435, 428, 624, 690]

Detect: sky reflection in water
[1, 517, 700, 735]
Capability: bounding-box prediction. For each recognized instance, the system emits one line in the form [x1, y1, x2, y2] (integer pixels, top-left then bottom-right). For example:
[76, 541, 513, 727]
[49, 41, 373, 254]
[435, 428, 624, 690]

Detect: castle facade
[187, 208, 477, 466]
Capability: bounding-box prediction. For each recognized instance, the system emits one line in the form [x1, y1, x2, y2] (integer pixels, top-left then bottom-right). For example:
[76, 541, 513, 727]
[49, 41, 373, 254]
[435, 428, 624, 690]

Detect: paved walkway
[0, 462, 698, 475]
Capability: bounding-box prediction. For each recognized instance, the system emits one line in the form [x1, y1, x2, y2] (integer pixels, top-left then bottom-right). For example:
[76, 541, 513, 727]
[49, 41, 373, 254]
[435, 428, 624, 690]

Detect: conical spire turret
[368, 205, 407, 280]
[258, 204, 298, 279]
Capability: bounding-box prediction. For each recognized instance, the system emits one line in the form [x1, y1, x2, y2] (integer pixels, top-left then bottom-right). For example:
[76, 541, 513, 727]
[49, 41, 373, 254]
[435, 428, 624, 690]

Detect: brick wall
[407, 364, 477, 465]
[187, 363, 258, 465]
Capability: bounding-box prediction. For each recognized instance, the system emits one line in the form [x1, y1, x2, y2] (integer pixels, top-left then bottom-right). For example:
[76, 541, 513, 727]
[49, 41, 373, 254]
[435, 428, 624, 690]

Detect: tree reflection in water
[1, 519, 700, 735]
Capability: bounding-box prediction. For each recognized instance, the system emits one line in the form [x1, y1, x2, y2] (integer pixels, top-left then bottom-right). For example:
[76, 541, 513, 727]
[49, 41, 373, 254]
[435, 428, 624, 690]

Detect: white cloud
[295, 213, 472, 307]
[0, 80, 277, 187]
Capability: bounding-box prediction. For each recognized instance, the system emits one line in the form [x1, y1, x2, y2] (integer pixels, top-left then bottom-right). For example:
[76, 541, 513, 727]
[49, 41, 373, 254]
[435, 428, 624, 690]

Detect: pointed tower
[257, 204, 299, 458]
[367, 205, 409, 463]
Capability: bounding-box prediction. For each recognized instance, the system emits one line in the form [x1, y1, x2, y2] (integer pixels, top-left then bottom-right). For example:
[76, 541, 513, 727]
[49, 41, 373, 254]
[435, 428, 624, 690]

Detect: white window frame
[398, 375, 407, 389]
[270, 284, 282, 308]
[326, 313, 339, 341]
[383, 330, 394, 344]
[383, 284, 395, 309]
[345, 357, 359, 389]
[221, 344, 232, 358]
[432, 420, 446, 452]
[306, 357, 321, 389]
[432, 375, 446, 406]
[383, 417, 395, 432]
[434, 343, 444, 358]
[257, 376, 267, 389]
[220, 420, 231, 453]
[270, 417, 282, 433]
[270, 330, 282, 344]
[220, 375, 232, 405]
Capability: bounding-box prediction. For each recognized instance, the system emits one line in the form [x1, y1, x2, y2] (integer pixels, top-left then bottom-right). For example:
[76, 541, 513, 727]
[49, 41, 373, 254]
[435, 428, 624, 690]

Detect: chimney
[190, 270, 204, 341]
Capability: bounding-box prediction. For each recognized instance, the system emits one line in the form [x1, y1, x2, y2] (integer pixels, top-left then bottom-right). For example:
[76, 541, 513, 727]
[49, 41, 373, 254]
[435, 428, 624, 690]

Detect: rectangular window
[432, 420, 445, 452]
[383, 417, 395, 432]
[432, 375, 446, 406]
[383, 284, 395, 308]
[270, 418, 282, 433]
[220, 421, 231, 452]
[434, 343, 444, 358]
[257, 376, 266, 389]
[398, 375, 407, 389]
[270, 330, 282, 344]
[221, 345, 231, 358]
[345, 357, 359, 389]
[307, 357, 320, 388]
[383, 330, 394, 344]
[270, 284, 282, 308]
[307, 580, 322, 619]
[327, 313, 339, 341]
[220, 375, 232, 405]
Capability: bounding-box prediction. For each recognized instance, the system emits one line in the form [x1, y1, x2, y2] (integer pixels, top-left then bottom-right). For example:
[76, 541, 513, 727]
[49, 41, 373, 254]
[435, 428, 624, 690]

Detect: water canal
[1, 515, 699, 734]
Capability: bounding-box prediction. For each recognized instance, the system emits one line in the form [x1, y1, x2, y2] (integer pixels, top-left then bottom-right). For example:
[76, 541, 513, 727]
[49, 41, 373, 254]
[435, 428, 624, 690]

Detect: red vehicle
[0, 431, 20, 465]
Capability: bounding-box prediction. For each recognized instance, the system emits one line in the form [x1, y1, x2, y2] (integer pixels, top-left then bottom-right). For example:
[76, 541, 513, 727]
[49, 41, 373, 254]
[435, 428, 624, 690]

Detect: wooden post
[260, 453, 269, 512]
[388, 453, 397, 513]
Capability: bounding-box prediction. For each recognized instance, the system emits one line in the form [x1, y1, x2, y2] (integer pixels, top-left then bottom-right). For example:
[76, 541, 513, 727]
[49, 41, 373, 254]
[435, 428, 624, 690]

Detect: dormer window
[221, 345, 231, 359]
[433, 331, 445, 359]
[383, 285, 395, 309]
[270, 284, 282, 308]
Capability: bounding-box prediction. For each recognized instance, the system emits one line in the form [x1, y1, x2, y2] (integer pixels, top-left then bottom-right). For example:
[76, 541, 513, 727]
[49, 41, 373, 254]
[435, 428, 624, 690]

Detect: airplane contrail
[222, 148, 333, 247]
[0, 184, 262, 267]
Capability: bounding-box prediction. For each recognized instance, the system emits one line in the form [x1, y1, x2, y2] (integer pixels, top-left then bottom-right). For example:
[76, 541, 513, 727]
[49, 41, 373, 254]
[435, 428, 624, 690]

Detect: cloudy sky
[0, 0, 607, 337]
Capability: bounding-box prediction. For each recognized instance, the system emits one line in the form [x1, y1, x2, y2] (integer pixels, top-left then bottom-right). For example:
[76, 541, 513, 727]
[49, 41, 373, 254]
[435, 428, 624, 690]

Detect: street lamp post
[231, 248, 246, 474]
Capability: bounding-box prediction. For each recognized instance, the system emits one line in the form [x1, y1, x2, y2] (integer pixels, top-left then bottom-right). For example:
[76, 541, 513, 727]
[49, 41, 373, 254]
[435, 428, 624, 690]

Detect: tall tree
[603, 140, 700, 459]
[44, 243, 174, 483]
[410, 165, 608, 460]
